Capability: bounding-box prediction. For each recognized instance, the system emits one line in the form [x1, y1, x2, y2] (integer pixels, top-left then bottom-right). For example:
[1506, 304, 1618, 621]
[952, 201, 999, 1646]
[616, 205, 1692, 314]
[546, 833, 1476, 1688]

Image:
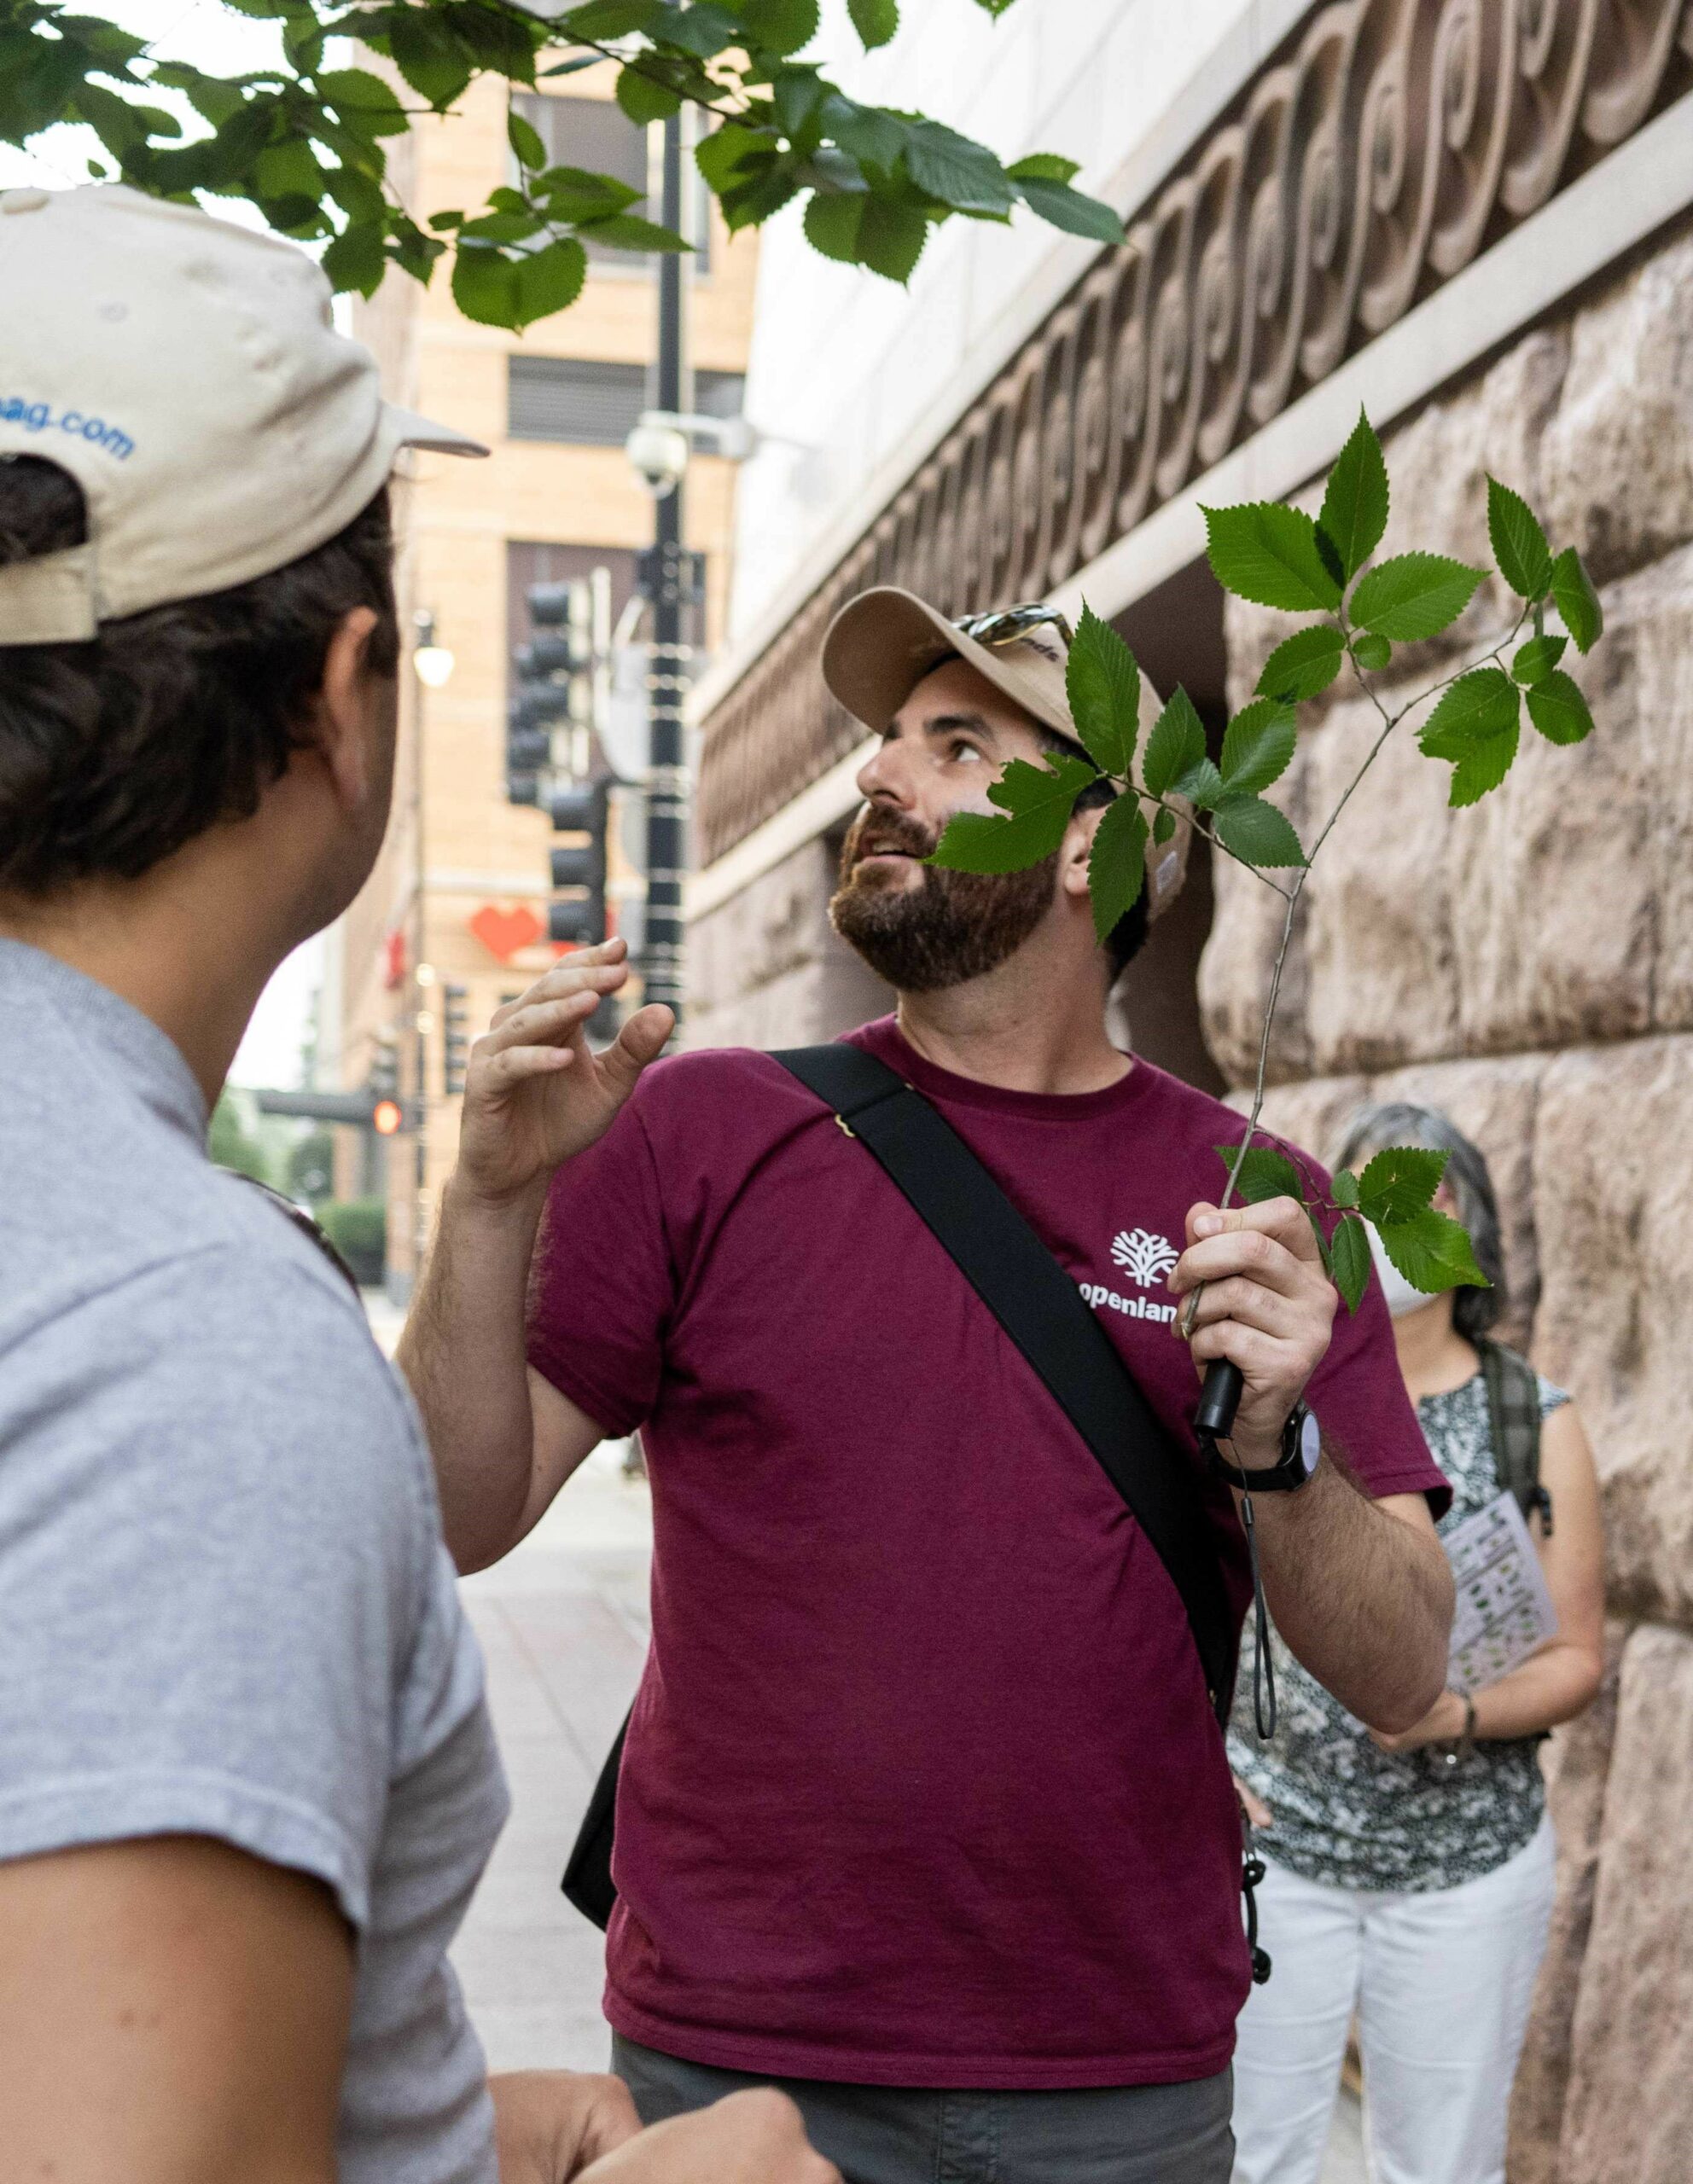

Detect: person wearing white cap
[396, 585, 1454, 2179]
[0, 186, 837, 2184]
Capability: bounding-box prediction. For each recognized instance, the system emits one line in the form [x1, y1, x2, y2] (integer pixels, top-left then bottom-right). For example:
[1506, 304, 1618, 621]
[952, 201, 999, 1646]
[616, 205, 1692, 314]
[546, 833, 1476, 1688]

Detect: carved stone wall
[697, 0, 1693, 871]
[1207, 216, 1693, 2181]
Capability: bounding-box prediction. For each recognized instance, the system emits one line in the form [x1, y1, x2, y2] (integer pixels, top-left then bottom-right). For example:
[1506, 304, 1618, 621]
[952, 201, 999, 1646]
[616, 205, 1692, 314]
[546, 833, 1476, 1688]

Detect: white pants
[1230, 1816, 1556, 2184]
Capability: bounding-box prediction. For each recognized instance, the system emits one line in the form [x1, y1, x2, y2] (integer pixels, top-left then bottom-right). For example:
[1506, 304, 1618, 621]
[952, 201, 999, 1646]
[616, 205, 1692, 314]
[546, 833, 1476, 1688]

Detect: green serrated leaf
[1213, 794, 1305, 868]
[389, 9, 473, 108]
[320, 218, 387, 297]
[1487, 475, 1554, 601]
[659, 2, 744, 55]
[1550, 546, 1603, 653]
[1067, 605, 1141, 778]
[1330, 1167, 1360, 1209]
[802, 189, 864, 262]
[902, 119, 1013, 213]
[733, 0, 822, 56]
[1152, 807, 1176, 845]
[1308, 1209, 1335, 1277]
[847, 0, 899, 48]
[1525, 669, 1594, 747]
[1216, 1141, 1308, 1207]
[1141, 688, 1207, 799]
[1511, 633, 1567, 685]
[1220, 699, 1296, 796]
[1088, 794, 1149, 943]
[451, 241, 521, 327]
[1178, 755, 1225, 810]
[319, 67, 410, 136]
[616, 66, 681, 123]
[508, 107, 548, 169]
[1007, 152, 1080, 184]
[1356, 1144, 1447, 1224]
[1417, 666, 1521, 804]
[929, 751, 1097, 873]
[855, 195, 928, 283]
[1202, 502, 1342, 613]
[577, 212, 689, 252]
[1374, 1207, 1489, 1294]
[1353, 631, 1392, 672]
[1331, 1213, 1370, 1311]
[1258, 624, 1344, 703]
[562, 0, 663, 32]
[1013, 174, 1126, 245]
[514, 235, 588, 325]
[1349, 552, 1485, 642]
[1318, 409, 1388, 582]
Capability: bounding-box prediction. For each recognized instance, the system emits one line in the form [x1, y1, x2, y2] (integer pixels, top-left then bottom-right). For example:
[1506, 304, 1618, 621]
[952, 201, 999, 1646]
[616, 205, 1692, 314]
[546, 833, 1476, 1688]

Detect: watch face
[1296, 1408, 1322, 1478]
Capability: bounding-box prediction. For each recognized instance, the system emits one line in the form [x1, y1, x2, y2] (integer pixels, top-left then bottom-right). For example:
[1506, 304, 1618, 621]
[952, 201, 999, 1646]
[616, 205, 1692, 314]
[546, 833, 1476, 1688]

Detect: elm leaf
[1258, 624, 1343, 702]
[1202, 502, 1343, 613]
[1216, 1142, 1309, 1206]
[1550, 547, 1603, 653]
[1220, 698, 1297, 795]
[1353, 631, 1391, 672]
[1356, 1144, 1447, 1224]
[1142, 688, 1207, 799]
[1350, 553, 1485, 642]
[1212, 793, 1306, 868]
[1067, 605, 1141, 778]
[929, 752, 1097, 873]
[1525, 669, 1594, 747]
[1087, 794, 1149, 943]
[1487, 475, 1553, 601]
[1330, 1212, 1371, 1312]
[1318, 409, 1388, 581]
[1375, 1207, 1490, 1294]
[1511, 633, 1567, 686]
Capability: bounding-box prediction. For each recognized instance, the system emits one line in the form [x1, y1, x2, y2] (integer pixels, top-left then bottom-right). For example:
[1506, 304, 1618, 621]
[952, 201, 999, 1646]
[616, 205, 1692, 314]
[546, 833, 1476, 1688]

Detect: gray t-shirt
[0, 940, 508, 2181]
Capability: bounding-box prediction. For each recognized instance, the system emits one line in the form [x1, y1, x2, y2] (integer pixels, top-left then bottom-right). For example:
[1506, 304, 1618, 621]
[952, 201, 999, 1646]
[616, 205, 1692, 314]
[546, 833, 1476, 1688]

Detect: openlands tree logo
[1110, 1228, 1179, 1288]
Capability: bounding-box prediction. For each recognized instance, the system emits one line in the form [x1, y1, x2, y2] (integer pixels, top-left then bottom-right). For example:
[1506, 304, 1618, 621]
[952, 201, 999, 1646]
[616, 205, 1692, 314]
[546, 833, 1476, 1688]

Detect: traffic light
[371, 1097, 404, 1137]
[442, 984, 470, 1097]
[507, 577, 596, 804]
[369, 1026, 399, 1102]
[547, 780, 609, 946]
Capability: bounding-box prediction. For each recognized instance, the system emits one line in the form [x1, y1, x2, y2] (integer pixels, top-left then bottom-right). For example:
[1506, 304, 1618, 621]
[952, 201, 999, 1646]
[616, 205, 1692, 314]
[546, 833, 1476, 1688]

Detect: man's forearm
[1244, 1457, 1453, 1733]
[396, 1175, 548, 1571]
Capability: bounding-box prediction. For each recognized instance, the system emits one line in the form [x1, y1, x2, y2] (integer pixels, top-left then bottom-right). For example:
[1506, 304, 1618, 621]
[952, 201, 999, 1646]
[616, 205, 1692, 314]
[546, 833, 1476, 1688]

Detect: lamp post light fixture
[412, 608, 456, 688]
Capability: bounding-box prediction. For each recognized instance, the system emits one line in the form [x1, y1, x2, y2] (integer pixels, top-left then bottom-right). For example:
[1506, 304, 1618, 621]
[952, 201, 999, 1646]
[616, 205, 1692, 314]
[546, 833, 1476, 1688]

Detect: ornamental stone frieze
[697, 0, 1693, 868]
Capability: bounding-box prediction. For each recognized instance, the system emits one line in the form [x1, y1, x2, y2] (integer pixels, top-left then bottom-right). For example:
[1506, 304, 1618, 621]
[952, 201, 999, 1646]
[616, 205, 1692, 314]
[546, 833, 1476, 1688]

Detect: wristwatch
[1207, 1401, 1322, 1494]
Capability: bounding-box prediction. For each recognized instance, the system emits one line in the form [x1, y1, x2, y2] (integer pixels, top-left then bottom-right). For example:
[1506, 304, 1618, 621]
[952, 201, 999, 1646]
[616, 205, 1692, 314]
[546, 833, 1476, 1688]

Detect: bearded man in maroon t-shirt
[400, 589, 1454, 2184]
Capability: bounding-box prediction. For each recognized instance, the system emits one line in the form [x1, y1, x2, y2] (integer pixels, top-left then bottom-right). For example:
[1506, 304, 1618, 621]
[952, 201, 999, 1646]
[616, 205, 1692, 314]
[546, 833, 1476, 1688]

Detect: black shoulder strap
[773, 1042, 1236, 1722]
[1479, 1339, 1547, 1524]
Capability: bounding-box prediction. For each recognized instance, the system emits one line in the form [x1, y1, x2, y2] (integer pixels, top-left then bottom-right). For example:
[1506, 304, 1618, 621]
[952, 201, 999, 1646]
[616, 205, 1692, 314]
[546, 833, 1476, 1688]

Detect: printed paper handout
[1445, 1490, 1559, 1697]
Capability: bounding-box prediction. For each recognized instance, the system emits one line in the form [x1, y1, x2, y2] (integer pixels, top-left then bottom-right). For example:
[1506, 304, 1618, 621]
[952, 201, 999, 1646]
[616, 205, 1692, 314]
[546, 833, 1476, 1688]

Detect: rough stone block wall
[1204, 218, 1693, 2184]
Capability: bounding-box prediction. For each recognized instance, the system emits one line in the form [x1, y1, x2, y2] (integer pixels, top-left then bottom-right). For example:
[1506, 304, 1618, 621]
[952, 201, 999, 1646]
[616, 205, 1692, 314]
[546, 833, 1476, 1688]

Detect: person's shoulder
[628, 1039, 852, 1122]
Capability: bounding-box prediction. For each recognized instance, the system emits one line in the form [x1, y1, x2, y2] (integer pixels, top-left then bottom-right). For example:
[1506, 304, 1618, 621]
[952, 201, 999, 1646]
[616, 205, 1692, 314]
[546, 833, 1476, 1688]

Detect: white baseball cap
[0, 184, 486, 644]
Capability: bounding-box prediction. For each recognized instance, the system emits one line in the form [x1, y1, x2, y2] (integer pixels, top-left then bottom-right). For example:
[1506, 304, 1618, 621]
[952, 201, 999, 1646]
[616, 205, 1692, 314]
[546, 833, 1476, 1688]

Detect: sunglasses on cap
[953, 602, 1075, 650]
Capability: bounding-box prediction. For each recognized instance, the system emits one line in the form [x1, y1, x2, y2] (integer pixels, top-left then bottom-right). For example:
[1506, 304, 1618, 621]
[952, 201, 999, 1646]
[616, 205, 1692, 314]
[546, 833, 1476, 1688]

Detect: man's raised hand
[457, 939, 673, 1205]
[1166, 1196, 1337, 1470]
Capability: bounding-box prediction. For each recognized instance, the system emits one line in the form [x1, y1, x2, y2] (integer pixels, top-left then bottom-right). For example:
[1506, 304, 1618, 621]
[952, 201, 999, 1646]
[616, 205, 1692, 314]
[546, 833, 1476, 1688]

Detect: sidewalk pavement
[363, 1295, 1364, 2171]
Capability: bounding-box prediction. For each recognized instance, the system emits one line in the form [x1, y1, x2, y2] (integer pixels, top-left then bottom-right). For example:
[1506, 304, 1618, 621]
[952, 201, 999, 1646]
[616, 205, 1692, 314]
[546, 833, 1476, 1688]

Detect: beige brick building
[326, 64, 756, 1286]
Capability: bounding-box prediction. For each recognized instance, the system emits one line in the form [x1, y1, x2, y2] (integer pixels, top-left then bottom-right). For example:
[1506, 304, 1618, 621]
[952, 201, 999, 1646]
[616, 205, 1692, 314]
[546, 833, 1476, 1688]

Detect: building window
[508, 357, 747, 446]
[510, 90, 715, 273]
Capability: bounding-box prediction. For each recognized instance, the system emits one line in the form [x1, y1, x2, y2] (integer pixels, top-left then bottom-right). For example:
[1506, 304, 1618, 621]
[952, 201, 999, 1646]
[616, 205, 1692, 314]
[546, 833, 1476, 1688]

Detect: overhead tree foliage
[932, 410, 1606, 1315]
[1, 0, 1125, 328]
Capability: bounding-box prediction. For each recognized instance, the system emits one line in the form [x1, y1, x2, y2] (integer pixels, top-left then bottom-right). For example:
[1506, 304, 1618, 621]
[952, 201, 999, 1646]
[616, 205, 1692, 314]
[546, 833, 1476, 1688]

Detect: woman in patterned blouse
[1227, 1102, 1604, 2184]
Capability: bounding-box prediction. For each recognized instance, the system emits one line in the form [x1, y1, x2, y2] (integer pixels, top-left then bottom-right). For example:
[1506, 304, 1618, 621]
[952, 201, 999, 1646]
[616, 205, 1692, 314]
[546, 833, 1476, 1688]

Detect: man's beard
[829, 805, 1058, 993]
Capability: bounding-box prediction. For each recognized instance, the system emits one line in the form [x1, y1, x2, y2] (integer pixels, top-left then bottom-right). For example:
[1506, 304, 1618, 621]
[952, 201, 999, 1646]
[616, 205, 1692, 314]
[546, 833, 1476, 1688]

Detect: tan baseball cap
[0, 184, 486, 644]
[822, 585, 1191, 921]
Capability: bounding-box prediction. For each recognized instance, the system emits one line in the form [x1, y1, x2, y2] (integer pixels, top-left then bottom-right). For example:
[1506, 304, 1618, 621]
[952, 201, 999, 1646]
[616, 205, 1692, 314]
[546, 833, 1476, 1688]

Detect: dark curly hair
[0, 454, 399, 895]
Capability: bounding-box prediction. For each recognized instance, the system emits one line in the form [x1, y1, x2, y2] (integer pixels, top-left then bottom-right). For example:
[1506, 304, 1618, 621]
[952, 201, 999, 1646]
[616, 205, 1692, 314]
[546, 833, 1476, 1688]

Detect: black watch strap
[1207, 1401, 1321, 1494]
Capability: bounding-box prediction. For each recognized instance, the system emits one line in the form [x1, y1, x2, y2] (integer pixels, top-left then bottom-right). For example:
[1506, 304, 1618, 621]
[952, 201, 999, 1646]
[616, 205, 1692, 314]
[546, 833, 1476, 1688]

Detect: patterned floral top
[1227, 1368, 1568, 1894]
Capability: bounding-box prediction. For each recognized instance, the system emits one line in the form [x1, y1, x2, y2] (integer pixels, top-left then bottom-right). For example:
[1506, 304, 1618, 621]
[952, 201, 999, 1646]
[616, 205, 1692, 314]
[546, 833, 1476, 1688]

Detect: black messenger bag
[561, 1042, 1237, 1931]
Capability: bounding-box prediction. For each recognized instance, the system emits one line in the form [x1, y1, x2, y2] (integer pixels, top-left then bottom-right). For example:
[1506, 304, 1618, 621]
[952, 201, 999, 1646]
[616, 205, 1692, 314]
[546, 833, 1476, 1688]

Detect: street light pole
[642, 109, 690, 1025]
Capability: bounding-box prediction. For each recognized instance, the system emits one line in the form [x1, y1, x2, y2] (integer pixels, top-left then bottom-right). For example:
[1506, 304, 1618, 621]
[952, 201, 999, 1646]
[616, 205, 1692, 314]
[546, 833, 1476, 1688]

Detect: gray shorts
[612, 2034, 1234, 2184]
